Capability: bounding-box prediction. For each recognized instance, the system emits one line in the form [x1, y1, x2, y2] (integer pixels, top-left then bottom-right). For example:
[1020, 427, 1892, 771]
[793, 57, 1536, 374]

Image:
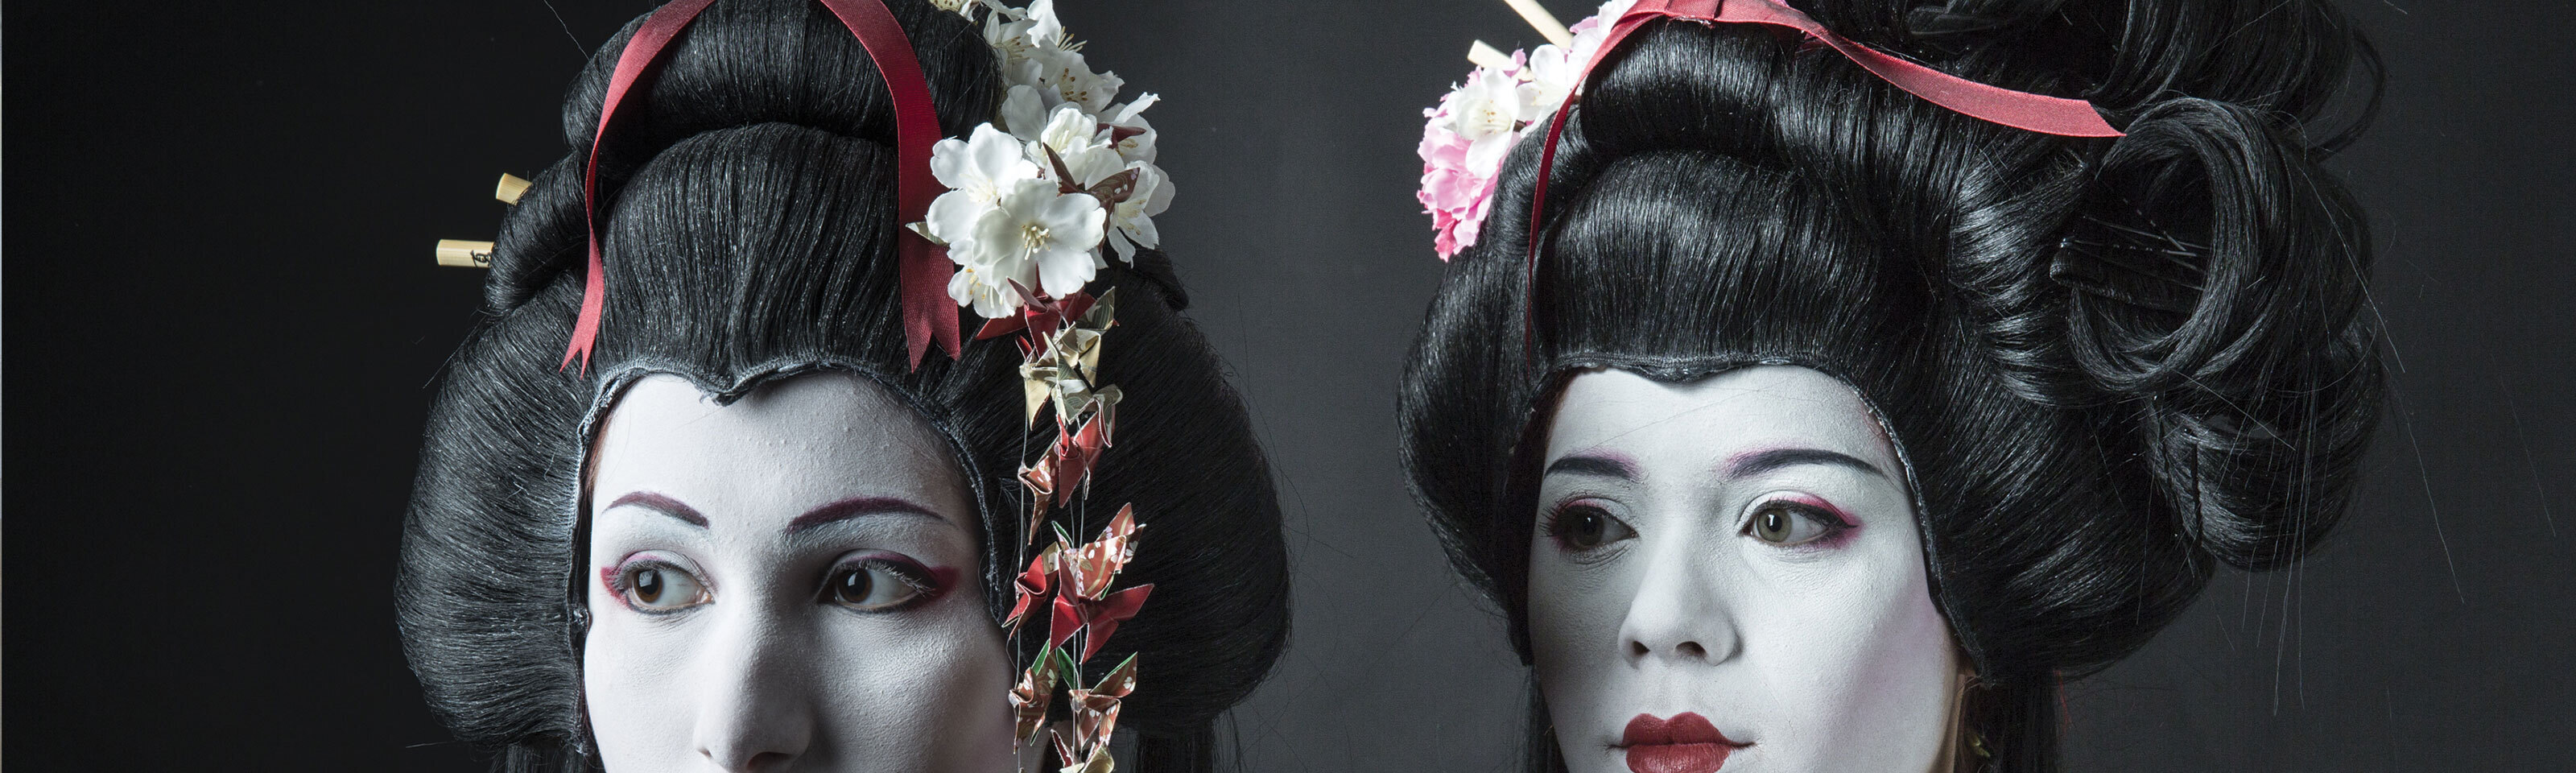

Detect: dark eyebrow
[1724, 448, 1889, 480]
[785, 496, 948, 535]
[603, 491, 708, 527]
[1542, 453, 1637, 481]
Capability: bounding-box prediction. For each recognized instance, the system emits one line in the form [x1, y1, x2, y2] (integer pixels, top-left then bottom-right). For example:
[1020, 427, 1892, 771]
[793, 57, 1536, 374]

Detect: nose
[690, 604, 815, 771]
[1616, 534, 1739, 665]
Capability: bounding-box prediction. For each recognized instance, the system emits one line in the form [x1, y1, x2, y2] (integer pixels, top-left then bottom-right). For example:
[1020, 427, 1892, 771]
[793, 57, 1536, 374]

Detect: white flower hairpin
[917, 4, 1169, 773]
[914, 0, 1172, 320]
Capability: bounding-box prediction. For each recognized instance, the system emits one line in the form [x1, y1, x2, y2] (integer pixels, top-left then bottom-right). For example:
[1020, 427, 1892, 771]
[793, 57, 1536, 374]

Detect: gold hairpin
[435, 239, 495, 268]
[494, 173, 531, 205]
[1467, 39, 1516, 71]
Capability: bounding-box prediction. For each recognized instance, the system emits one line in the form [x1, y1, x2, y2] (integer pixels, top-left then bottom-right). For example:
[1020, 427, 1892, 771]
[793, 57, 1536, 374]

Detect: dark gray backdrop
[7, 0, 2569, 770]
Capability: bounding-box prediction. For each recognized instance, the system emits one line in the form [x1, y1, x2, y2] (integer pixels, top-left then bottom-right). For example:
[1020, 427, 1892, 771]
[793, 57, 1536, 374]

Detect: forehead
[589, 373, 968, 523]
[1544, 366, 1895, 467]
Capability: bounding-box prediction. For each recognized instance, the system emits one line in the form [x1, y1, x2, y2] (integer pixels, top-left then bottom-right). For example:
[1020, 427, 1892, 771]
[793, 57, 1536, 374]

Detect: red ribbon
[1521, 0, 2121, 352]
[564, 0, 961, 373]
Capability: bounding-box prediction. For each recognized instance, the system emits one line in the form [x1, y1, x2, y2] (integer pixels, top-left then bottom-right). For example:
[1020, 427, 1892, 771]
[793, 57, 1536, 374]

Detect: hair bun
[481, 159, 587, 314]
[2056, 96, 2382, 569]
[561, 0, 994, 166]
[476, 0, 1001, 316]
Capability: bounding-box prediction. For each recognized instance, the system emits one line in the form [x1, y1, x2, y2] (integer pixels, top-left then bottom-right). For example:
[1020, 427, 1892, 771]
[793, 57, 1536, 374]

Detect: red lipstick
[1621, 713, 1746, 773]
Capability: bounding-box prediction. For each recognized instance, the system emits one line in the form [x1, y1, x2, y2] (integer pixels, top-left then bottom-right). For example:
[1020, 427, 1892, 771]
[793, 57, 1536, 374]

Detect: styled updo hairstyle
[396, 2, 1288, 771]
[1398, 2, 2381, 771]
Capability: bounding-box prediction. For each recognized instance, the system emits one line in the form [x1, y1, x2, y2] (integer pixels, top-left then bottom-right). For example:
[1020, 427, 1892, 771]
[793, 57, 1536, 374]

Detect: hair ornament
[430, 175, 535, 267]
[1419, 0, 1634, 260]
[1417, 0, 2124, 260]
[1502, 0, 1576, 46]
[434, 239, 496, 268]
[916, 0, 1172, 322]
[924, 3, 1162, 769]
[997, 283, 1157, 770]
[493, 173, 531, 205]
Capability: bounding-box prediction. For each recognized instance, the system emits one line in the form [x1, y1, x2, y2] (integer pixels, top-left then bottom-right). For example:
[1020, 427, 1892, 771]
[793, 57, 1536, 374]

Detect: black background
[7, 0, 2570, 770]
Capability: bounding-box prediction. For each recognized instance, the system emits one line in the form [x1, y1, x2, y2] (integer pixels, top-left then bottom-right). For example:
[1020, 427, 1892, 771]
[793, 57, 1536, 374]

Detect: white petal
[1063, 147, 1123, 187]
[1108, 93, 1159, 124]
[1038, 104, 1096, 151]
[1122, 212, 1159, 250]
[947, 265, 983, 307]
[966, 124, 1036, 184]
[1026, 0, 1063, 48]
[1137, 164, 1174, 217]
[1108, 229, 1138, 264]
[928, 136, 975, 189]
[1038, 192, 1106, 247]
[927, 190, 990, 248]
[1082, 69, 1124, 113]
[1464, 133, 1515, 176]
[1035, 243, 1100, 297]
[1003, 56, 1047, 93]
[1000, 86, 1048, 141]
[968, 205, 1027, 265]
[1114, 130, 1158, 165]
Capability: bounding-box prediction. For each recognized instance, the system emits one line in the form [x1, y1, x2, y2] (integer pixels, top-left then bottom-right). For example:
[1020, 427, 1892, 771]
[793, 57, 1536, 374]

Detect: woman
[1400, 1, 2380, 771]
[397, 1, 1286, 771]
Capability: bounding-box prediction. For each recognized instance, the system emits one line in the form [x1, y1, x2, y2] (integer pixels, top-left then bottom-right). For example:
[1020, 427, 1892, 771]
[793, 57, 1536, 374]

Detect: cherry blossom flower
[926, 124, 1041, 252]
[1105, 162, 1171, 264]
[1100, 95, 1160, 165]
[1414, 0, 1638, 259]
[1441, 67, 1535, 175]
[1027, 45, 1123, 114]
[912, 0, 1183, 314]
[1029, 104, 1125, 187]
[959, 178, 1105, 303]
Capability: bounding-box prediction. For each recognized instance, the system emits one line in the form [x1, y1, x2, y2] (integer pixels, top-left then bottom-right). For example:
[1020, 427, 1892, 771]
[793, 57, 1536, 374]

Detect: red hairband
[1521, 0, 2124, 347]
[565, 0, 956, 373]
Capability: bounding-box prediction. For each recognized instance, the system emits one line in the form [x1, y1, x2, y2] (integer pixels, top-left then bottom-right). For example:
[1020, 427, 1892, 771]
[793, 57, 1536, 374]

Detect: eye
[823, 555, 939, 612]
[613, 560, 708, 612]
[1546, 502, 1637, 552]
[1744, 499, 1852, 547]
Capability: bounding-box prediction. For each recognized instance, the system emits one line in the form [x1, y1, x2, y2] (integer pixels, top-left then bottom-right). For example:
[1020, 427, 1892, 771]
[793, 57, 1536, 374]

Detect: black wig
[1397, 2, 2383, 771]
[396, 2, 1288, 770]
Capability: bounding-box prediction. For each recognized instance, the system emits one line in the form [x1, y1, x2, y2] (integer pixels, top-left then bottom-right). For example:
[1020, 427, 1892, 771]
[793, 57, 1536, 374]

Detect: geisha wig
[395, 1, 1287, 770]
[1399, 1, 2381, 771]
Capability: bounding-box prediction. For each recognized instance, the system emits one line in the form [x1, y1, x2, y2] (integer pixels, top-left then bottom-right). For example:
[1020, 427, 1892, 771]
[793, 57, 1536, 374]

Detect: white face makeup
[1528, 366, 1960, 773]
[584, 373, 1018, 773]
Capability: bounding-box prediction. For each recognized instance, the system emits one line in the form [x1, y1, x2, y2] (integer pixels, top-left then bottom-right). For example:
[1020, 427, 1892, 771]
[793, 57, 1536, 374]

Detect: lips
[1621, 713, 1746, 773]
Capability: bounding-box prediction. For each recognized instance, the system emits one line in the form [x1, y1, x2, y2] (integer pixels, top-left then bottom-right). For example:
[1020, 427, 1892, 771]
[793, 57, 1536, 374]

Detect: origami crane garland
[990, 287, 1154, 772]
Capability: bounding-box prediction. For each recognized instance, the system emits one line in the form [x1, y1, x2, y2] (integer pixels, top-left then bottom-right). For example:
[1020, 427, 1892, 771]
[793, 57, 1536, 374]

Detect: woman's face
[584, 373, 1017, 772]
[1528, 366, 1959, 773]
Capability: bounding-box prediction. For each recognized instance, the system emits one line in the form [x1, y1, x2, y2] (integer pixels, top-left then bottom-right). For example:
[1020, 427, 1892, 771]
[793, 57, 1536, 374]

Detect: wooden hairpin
[1468, 0, 1573, 67]
[435, 239, 495, 268]
[1502, 0, 1574, 46]
[433, 174, 529, 267]
[494, 173, 531, 205]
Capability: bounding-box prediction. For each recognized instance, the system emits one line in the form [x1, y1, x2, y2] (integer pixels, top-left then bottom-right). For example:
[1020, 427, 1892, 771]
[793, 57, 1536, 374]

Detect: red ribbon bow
[1521, 0, 2122, 350]
[564, 0, 960, 373]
